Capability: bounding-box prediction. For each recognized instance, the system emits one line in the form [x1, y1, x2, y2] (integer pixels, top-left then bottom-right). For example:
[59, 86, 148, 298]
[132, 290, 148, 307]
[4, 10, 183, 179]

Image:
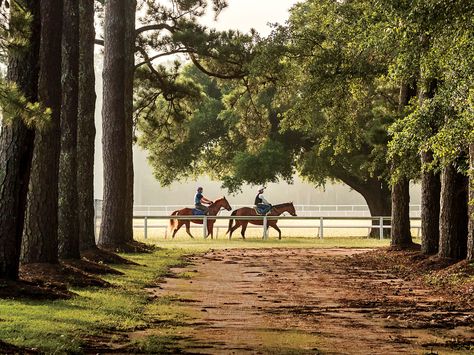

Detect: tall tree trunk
[98, 0, 127, 248]
[419, 78, 440, 254]
[421, 150, 440, 254]
[77, 0, 97, 251]
[439, 165, 469, 260]
[58, 0, 80, 259]
[123, 0, 137, 244]
[22, 0, 63, 264]
[0, 0, 40, 279]
[390, 177, 412, 247]
[390, 83, 415, 248]
[468, 143, 474, 261]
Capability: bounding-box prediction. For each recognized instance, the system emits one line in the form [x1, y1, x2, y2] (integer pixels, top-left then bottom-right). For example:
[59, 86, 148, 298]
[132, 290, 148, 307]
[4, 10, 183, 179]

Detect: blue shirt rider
[194, 187, 213, 214]
[254, 186, 272, 215]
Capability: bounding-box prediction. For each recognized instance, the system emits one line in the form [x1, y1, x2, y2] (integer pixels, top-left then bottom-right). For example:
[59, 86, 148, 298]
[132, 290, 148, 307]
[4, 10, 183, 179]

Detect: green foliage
[136, 0, 473, 194]
[0, 80, 51, 128]
[384, 0, 474, 177]
[0, 0, 52, 129]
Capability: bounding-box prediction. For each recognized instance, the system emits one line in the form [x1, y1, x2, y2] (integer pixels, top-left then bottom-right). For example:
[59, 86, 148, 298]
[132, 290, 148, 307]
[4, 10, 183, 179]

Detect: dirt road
[140, 248, 473, 354]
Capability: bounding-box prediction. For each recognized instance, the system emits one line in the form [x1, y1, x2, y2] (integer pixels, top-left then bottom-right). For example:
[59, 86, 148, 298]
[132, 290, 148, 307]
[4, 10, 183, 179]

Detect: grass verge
[143, 236, 393, 251]
[0, 249, 188, 354]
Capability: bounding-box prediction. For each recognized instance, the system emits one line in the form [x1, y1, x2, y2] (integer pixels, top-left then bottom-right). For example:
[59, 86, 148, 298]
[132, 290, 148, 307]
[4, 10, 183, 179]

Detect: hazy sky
[200, 0, 299, 35]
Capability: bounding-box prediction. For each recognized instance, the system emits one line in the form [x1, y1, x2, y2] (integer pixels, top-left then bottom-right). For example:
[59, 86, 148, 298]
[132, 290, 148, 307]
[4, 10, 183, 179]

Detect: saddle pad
[192, 209, 206, 216]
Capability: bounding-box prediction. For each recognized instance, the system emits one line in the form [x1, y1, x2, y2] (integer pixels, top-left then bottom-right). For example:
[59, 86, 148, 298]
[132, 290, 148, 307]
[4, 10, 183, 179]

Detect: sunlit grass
[0, 249, 188, 353]
[141, 236, 393, 251]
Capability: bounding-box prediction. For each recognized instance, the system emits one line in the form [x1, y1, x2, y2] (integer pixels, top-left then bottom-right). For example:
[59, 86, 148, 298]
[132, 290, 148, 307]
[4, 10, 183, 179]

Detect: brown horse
[169, 197, 232, 239]
[226, 202, 297, 240]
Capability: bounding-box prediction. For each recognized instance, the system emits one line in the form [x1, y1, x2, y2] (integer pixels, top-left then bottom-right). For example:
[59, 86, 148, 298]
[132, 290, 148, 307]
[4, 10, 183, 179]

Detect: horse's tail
[169, 210, 179, 231]
[226, 210, 238, 234]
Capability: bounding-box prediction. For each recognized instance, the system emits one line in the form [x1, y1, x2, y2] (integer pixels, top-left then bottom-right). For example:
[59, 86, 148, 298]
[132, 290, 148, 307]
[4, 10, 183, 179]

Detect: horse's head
[287, 202, 297, 216]
[214, 196, 232, 211]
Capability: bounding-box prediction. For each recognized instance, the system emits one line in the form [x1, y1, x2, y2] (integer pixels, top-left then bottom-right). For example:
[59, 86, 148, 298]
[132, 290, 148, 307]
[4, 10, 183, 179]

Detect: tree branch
[135, 23, 175, 36]
[135, 49, 190, 69]
[189, 53, 246, 80]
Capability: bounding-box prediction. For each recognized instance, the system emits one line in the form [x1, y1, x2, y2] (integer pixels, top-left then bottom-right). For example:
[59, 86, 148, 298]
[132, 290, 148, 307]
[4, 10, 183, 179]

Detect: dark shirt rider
[194, 187, 213, 214]
[254, 187, 272, 214]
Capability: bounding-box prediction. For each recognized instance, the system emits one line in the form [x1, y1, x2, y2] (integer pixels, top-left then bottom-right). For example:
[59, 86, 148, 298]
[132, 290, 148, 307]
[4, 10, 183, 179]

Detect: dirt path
[136, 248, 474, 354]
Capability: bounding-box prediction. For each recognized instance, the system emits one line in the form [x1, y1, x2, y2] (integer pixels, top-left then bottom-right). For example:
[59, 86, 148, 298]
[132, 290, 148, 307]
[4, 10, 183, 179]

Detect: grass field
[0, 237, 397, 353]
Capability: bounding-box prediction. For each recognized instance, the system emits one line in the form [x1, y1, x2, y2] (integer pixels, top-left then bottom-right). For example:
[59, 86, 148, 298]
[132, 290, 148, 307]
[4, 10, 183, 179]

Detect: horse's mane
[272, 202, 293, 209]
[210, 196, 226, 205]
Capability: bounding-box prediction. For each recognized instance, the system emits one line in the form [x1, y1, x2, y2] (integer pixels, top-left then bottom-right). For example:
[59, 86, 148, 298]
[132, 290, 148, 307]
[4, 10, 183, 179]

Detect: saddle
[254, 205, 271, 216]
[192, 209, 207, 216]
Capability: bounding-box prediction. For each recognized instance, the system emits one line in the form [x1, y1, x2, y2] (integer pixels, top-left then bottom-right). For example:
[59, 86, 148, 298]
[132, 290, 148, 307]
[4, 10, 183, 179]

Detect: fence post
[203, 216, 208, 239]
[93, 200, 98, 242]
[319, 217, 324, 239]
[263, 215, 268, 239]
[144, 216, 148, 240]
[379, 217, 383, 240]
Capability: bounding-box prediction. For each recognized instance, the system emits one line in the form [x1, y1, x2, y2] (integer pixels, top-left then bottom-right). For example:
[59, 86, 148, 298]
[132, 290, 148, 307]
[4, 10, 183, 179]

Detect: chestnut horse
[169, 197, 232, 239]
[226, 202, 297, 240]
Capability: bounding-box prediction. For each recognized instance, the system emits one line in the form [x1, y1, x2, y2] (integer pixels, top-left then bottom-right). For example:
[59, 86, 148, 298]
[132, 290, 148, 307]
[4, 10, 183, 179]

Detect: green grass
[143, 236, 393, 251]
[0, 249, 188, 354]
[0, 237, 393, 353]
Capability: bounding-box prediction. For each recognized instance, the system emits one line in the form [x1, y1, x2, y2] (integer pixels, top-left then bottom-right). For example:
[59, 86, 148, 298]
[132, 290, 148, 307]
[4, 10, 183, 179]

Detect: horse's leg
[240, 222, 248, 240]
[207, 222, 214, 240]
[172, 221, 183, 239]
[270, 222, 282, 240]
[185, 221, 194, 239]
[229, 221, 242, 240]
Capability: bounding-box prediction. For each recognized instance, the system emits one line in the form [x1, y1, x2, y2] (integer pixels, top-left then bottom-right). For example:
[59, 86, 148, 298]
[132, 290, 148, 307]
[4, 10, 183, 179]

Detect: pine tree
[0, 0, 40, 279]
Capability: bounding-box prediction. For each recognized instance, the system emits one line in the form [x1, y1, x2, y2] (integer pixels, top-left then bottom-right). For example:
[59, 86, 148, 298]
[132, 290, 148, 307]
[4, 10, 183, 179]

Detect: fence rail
[94, 214, 422, 240]
[94, 201, 422, 217]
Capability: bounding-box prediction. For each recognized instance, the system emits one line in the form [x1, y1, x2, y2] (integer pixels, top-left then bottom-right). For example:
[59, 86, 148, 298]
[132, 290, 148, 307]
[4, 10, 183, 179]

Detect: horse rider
[254, 186, 272, 215]
[195, 186, 213, 214]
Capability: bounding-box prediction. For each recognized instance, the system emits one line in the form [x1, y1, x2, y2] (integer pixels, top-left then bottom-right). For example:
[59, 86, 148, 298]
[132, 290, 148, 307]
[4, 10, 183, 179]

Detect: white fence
[93, 201, 422, 240]
[94, 214, 422, 240]
[94, 201, 422, 217]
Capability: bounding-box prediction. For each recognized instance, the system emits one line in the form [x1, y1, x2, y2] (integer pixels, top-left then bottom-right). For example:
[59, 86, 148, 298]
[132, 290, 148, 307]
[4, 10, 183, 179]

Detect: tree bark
[98, 0, 128, 248]
[58, 0, 80, 259]
[390, 83, 415, 248]
[123, 0, 137, 244]
[438, 165, 469, 260]
[390, 177, 412, 247]
[468, 143, 474, 261]
[419, 78, 440, 254]
[77, 0, 97, 251]
[421, 150, 440, 254]
[21, 0, 63, 264]
[0, 0, 40, 279]
[357, 179, 392, 237]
